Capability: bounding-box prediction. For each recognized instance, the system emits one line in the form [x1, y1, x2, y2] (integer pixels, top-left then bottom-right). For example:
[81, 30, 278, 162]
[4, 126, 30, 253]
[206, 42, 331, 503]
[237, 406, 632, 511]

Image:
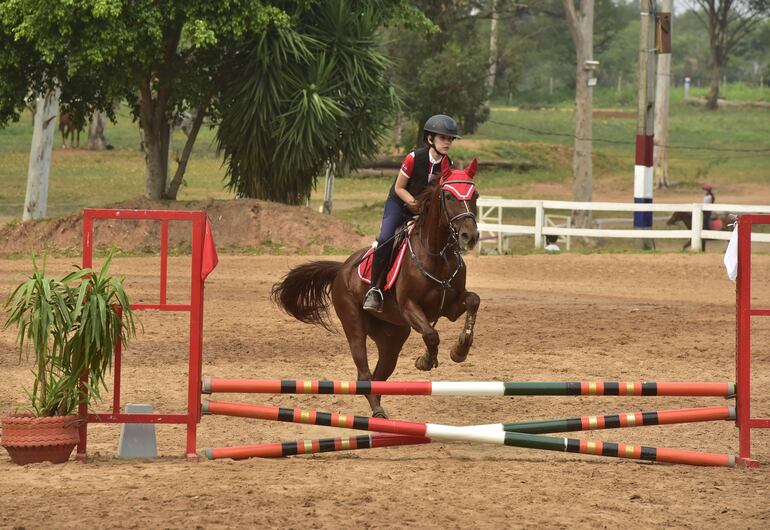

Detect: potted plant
[1, 250, 135, 464]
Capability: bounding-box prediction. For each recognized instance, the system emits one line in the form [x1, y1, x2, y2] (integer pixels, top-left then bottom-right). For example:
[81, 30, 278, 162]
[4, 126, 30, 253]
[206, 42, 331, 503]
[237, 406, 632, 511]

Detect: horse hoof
[414, 354, 438, 371]
[450, 340, 470, 362]
[450, 346, 469, 363]
[372, 408, 388, 419]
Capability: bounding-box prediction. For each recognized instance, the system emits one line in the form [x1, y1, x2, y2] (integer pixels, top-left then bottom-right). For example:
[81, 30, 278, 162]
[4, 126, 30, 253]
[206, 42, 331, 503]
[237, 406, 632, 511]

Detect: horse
[58, 111, 86, 148]
[271, 157, 481, 418]
[667, 210, 734, 250]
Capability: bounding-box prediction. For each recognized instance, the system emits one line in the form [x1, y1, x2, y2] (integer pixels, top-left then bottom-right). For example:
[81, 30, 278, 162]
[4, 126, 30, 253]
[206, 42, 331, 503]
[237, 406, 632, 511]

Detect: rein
[407, 180, 477, 326]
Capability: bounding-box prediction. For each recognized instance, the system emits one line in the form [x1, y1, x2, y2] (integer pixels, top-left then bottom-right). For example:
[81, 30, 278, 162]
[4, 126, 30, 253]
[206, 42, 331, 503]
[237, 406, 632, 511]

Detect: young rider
[362, 114, 461, 313]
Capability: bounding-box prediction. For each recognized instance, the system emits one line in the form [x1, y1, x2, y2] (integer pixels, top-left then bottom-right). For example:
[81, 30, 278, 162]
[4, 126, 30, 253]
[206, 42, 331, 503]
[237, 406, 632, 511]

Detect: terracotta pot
[1, 414, 80, 465]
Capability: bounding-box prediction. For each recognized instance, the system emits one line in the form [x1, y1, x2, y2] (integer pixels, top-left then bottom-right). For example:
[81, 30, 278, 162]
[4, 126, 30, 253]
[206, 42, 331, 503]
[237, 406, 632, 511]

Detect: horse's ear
[465, 158, 478, 180]
[441, 156, 452, 180]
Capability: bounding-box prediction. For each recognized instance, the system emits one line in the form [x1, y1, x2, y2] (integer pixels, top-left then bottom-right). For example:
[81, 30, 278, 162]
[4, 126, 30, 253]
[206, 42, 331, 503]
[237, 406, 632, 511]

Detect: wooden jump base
[205, 434, 430, 460]
[202, 400, 736, 467]
[202, 378, 736, 398]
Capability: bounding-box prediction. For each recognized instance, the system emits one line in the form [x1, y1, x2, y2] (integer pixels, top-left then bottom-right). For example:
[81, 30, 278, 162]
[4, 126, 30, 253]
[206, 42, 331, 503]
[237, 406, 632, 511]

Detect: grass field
[1, 86, 768, 248]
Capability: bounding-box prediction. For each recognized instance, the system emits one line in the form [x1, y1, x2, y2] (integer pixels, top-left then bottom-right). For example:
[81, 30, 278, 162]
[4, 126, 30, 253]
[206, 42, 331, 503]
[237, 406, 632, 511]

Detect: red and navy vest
[388, 147, 452, 207]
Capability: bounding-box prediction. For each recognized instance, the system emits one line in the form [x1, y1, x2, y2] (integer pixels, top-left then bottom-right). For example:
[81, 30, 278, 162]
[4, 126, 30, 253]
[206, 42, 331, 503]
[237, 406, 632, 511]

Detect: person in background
[703, 183, 715, 231]
[362, 114, 461, 313]
[544, 235, 560, 252]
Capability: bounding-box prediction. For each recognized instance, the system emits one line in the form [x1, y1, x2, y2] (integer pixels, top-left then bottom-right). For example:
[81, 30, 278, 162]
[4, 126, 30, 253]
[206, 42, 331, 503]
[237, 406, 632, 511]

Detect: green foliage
[3, 250, 136, 416]
[0, 0, 295, 198]
[388, 0, 491, 141]
[216, 0, 407, 204]
[495, 0, 638, 103]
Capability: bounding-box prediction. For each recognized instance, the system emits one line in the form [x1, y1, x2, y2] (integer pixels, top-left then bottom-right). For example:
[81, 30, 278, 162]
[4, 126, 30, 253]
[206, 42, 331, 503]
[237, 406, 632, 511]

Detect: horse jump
[201, 377, 738, 466]
[70, 209, 769, 467]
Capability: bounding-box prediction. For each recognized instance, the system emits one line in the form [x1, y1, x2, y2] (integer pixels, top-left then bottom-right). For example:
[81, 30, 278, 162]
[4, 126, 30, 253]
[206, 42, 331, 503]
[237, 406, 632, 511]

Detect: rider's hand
[407, 200, 420, 214]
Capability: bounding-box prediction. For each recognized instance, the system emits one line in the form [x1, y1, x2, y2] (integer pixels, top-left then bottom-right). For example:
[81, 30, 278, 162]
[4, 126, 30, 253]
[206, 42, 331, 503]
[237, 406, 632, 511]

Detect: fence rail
[476, 199, 770, 253]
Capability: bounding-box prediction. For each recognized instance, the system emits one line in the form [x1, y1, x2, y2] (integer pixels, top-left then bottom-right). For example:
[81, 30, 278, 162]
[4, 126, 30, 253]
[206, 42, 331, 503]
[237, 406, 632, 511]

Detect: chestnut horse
[667, 210, 733, 250]
[272, 158, 481, 417]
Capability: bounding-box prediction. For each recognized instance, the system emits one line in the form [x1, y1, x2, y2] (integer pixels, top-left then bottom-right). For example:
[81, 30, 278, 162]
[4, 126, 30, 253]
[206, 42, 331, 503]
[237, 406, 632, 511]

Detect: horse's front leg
[332, 284, 384, 417]
[401, 300, 440, 371]
[443, 291, 481, 363]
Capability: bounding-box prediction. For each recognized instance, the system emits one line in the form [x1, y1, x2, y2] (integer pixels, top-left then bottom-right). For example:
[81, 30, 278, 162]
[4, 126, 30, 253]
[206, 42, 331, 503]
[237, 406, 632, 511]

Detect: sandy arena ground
[1, 253, 769, 529]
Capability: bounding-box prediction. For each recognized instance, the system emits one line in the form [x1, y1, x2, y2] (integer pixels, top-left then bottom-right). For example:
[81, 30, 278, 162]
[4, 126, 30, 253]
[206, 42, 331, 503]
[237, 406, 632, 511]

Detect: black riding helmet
[423, 114, 461, 139]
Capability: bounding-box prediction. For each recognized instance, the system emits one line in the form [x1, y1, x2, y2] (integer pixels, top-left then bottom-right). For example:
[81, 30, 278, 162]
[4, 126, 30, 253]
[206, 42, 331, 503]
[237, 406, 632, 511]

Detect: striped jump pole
[205, 405, 734, 460]
[202, 378, 736, 398]
[468, 405, 735, 434]
[202, 400, 735, 467]
[205, 434, 430, 460]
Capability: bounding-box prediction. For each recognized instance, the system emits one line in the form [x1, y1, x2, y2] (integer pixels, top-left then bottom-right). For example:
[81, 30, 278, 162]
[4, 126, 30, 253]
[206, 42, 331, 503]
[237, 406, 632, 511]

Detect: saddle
[357, 223, 416, 291]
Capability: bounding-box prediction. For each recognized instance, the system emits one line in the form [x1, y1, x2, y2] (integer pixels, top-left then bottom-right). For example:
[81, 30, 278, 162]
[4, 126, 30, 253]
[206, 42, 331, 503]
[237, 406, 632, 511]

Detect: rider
[362, 114, 461, 313]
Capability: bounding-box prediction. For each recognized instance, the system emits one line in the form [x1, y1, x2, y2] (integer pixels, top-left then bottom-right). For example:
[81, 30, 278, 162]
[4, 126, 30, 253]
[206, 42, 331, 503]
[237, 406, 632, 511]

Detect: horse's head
[667, 211, 689, 227]
[438, 157, 479, 251]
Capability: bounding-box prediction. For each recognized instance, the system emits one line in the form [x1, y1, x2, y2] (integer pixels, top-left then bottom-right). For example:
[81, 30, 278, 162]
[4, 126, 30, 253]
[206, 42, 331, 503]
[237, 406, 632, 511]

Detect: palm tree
[216, 0, 401, 204]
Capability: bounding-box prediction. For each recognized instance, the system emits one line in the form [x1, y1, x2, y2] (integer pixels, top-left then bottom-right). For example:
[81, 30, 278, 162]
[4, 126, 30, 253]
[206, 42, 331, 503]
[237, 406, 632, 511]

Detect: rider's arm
[394, 171, 418, 212]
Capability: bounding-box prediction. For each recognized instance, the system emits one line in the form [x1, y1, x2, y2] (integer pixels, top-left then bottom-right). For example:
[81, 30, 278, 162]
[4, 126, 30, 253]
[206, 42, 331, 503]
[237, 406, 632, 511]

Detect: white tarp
[724, 224, 738, 281]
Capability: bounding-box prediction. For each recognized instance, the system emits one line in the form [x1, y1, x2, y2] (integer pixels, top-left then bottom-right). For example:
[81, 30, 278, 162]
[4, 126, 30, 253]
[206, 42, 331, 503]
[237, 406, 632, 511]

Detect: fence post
[534, 202, 544, 249]
[691, 203, 703, 252]
[496, 205, 503, 254]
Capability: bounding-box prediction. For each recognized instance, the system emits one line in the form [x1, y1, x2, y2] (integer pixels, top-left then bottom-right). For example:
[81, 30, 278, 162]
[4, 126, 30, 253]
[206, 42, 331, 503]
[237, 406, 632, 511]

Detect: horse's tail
[271, 260, 344, 332]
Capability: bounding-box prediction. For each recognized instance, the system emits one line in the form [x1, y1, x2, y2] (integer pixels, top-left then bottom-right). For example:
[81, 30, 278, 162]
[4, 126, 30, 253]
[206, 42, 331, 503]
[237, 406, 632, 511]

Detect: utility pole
[653, 0, 672, 189]
[634, 0, 656, 248]
[562, 0, 595, 228]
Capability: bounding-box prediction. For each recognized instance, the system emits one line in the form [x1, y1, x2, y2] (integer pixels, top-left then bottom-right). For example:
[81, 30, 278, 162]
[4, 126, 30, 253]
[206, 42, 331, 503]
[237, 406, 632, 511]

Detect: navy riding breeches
[374, 196, 411, 263]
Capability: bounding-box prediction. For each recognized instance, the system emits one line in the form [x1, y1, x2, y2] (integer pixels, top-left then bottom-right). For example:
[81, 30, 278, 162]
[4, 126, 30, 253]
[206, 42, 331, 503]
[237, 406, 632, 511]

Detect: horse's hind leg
[368, 323, 410, 418]
[444, 291, 481, 363]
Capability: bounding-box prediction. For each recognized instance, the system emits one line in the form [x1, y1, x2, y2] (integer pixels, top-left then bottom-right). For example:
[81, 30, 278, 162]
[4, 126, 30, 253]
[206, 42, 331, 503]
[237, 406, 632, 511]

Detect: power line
[486, 119, 770, 154]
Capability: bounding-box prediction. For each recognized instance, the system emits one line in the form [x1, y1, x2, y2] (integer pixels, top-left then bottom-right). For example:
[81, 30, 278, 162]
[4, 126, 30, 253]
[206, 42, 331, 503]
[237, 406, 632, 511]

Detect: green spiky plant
[3, 250, 136, 416]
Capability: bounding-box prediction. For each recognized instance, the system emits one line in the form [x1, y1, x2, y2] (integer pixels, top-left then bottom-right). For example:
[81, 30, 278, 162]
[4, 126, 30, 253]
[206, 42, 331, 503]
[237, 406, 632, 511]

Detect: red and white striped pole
[634, 0, 657, 234]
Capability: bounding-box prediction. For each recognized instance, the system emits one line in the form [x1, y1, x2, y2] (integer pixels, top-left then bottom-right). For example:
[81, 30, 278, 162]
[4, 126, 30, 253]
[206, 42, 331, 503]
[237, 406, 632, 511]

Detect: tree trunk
[167, 108, 205, 200]
[143, 122, 170, 200]
[87, 111, 109, 150]
[483, 0, 499, 109]
[139, 85, 172, 200]
[139, 20, 183, 200]
[23, 89, 60, 222]
[707, 57, 721, 109]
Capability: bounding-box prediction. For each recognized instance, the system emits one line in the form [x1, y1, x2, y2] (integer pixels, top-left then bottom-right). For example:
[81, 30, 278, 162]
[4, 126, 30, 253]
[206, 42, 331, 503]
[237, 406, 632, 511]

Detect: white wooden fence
[477, 198, 770, 253]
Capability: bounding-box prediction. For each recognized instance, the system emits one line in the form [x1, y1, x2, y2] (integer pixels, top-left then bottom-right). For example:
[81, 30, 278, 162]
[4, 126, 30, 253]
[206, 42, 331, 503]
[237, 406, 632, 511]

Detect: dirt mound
[0, 197, 371, 257]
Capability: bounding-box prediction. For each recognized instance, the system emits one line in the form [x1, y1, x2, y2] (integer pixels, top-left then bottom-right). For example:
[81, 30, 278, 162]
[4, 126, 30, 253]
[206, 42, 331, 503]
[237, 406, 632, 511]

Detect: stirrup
[363, 287, 383, 312]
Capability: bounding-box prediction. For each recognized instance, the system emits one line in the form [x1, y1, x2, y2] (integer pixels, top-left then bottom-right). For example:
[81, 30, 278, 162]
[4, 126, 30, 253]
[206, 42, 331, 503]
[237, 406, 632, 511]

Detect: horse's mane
[414, 179, 441, 221]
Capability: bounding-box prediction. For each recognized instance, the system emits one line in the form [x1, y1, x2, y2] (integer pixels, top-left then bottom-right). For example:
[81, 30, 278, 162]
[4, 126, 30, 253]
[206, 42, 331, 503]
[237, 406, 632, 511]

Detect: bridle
[406, 180, 477, 325]
[440, 179, 477, 237]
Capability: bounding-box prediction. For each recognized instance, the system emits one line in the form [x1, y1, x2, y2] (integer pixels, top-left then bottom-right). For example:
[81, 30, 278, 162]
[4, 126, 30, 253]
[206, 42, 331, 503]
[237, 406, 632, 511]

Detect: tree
[689, 0, 770, 109]
[216, 0, 430, 204]
[0, 13, 112, 220]
[0, 0, 290, 200]
[388, 1, 494, 145]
